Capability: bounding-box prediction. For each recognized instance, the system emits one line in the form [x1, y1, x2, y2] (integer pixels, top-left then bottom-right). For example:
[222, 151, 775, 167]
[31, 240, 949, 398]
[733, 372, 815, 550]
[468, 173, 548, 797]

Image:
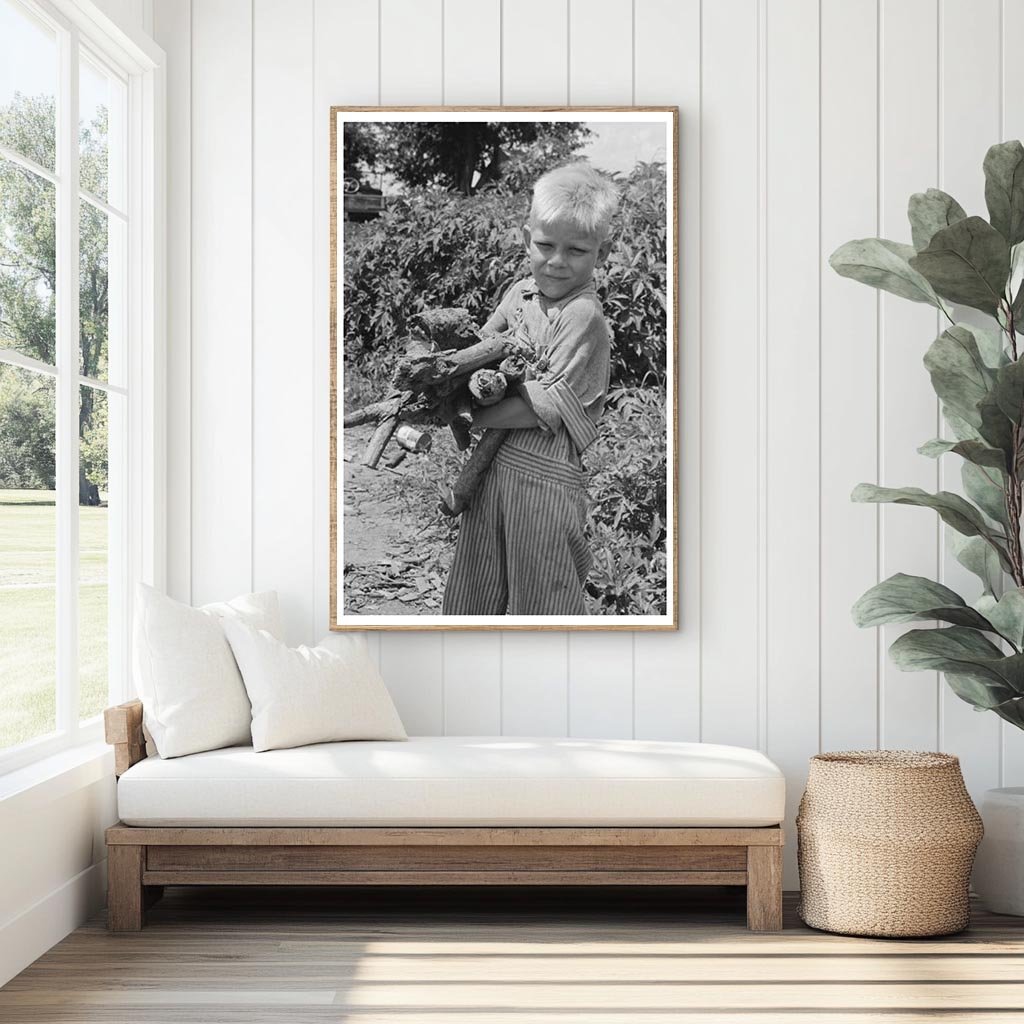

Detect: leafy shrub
[343, 161, 669, 387]
[584, 385, 668, 615]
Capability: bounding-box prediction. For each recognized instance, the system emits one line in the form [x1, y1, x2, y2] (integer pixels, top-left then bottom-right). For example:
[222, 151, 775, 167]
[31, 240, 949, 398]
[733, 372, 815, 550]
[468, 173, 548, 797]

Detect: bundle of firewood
[343, 308, 535, 516]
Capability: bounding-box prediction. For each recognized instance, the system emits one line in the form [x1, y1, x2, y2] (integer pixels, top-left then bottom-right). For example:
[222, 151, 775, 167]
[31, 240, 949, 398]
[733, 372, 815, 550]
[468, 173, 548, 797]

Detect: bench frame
[104, 700, 784, 932]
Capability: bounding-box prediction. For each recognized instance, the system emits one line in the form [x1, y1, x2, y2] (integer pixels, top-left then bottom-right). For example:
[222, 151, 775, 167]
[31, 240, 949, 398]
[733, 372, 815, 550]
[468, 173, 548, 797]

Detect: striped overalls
[443, 278, 611, 616]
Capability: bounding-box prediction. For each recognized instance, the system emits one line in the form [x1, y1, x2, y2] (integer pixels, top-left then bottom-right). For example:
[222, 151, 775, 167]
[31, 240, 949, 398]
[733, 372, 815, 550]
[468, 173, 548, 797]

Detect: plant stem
[1006, 306, 1024, 587]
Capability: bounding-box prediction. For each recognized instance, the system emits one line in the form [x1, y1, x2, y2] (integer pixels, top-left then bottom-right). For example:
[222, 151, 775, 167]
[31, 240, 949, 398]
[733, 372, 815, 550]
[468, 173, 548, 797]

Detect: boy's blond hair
[529, 162, 619, 240]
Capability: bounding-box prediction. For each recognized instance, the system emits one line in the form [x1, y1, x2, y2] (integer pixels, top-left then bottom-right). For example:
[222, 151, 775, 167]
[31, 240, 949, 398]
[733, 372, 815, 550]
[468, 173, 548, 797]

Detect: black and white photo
[331, 107, 678, 629]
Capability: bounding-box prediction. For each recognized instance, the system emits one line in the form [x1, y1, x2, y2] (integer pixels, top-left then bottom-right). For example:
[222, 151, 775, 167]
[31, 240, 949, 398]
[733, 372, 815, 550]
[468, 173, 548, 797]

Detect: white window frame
[0, 0, 164, 776]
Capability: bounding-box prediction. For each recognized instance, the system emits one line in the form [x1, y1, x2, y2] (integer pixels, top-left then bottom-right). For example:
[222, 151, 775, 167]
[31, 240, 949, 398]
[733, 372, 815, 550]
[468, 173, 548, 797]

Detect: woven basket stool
[797, 751, 983, 937]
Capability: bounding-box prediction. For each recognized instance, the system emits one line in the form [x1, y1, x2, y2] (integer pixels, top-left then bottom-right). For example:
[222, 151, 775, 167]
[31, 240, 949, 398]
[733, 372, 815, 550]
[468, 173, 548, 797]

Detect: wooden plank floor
[3, 885, 1024, 1022]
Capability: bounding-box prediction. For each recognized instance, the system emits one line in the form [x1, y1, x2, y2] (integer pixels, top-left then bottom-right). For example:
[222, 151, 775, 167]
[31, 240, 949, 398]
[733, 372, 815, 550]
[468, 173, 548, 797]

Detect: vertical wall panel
[376, 0, 446, 724]
[564, 0, 635, 733]
[699, 0, 760, 749]
[878, 0, 941, 751]
[441, 0, 504, 734]
[1002, 0, 1024, 786]
[764, 0, 821, 884]
[567, 0, 632, 104]
[189, 0, 253, 605]
[253, 0, 316, 646]
[380, 0, 443, 105]
[820, 0, 879, 753]
[444, 638, 502, 734]
[631, 0, 700, 742]
[153, 0, 190, 604]
[502, 633, 569, 736]
[442, 0, 500, 105]
[938, 0, 1002, 795]
[498, 0, 571, 735]
[380, 634, 445, 735]
[502, 0, 568, 103]
[313, 0, 379, 657]
[568, 634, 634, 738]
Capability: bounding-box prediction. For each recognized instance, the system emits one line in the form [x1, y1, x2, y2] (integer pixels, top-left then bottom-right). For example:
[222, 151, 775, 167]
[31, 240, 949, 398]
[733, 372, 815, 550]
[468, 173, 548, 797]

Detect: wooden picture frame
[330, 107, 679, 630]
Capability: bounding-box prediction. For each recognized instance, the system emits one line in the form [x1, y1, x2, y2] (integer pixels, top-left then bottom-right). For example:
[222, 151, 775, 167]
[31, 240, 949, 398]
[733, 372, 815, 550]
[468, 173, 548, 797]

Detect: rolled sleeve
[520, 378, 599, 452]
[520, 379, 562, 435]
[548, 379, 599, 451]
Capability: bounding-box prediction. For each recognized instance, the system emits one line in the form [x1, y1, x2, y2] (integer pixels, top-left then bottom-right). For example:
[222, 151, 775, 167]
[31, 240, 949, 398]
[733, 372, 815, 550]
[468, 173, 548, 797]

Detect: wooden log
[439, 429, 509, 517]
[393, 334, 511, 395]
[499, 353, 527, 384]
[469, 369, 508, 406]
[446, 334, 514, 375]
[449, 421, 472, 451]
[343, 398, 401, 428]
[362, 391, 411, 468]
[404, 337, 431, 358]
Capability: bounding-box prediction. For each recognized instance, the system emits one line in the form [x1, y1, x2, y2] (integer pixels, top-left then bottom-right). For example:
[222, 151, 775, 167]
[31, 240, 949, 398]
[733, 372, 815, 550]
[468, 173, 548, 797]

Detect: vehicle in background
[343, 177, 386, 221]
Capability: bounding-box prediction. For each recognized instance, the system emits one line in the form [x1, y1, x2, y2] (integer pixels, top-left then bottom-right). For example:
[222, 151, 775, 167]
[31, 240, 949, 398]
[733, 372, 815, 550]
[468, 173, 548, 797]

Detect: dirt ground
[341, 424, 458, 616]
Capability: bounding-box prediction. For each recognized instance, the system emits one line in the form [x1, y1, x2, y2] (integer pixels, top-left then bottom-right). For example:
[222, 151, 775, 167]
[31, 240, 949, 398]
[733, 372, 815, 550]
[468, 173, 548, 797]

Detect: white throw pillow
[133, 584, 283, 758]
[223, 622, 407, 752]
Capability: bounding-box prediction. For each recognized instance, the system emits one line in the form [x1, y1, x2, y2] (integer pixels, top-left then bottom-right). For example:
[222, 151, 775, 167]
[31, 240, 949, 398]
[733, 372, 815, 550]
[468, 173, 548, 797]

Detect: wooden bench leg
[107, 845, 145, 931]
[746, 845, 783, 931]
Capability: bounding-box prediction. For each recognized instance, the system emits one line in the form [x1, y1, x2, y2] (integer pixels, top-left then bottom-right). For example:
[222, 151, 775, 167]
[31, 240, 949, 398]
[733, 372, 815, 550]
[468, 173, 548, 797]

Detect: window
[0, 0, 161, 773]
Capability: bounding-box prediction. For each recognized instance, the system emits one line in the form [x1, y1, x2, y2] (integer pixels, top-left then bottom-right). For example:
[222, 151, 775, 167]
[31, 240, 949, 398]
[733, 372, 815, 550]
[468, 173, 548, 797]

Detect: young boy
[443, 162, 618, 616]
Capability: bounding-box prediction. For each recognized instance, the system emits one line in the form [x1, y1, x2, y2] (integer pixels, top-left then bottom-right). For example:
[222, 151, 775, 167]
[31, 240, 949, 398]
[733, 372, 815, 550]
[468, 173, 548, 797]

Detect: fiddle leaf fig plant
[832, 140, 1024, 731]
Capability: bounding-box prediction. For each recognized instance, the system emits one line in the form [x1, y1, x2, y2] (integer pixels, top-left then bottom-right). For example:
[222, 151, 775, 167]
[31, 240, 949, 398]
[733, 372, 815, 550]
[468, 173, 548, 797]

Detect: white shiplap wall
[154, 0, 1024, 885]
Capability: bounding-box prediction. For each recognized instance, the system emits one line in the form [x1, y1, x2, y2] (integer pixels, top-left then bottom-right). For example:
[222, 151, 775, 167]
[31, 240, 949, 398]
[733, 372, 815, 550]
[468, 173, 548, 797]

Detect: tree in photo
[345, 121, 593, 196]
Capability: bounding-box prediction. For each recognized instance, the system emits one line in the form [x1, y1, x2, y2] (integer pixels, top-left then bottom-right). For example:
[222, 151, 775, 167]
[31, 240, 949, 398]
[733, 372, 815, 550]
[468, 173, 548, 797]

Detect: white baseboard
[0, 859, 107, 987]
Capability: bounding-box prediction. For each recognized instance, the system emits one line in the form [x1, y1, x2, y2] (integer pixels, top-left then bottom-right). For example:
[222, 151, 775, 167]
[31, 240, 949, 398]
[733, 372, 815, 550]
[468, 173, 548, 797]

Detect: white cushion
[222, 621, 407, 752]
[116, 736, 786, 827]
[133, 584, 283, 759]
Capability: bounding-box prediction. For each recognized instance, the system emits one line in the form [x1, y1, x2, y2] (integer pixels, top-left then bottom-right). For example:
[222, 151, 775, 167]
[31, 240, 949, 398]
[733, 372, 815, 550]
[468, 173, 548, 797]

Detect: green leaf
[962, 461, 1008, 528]
[829, 238, 942, 307]
[923, 325, 997, 427]
[889, 627, 1024, 707]
[908, 188, 968, 251]
[993, 357, 1024, 423]
[852, 573, 994, 630]
[977, 391, 1016, 457]
[984, 140, 1024, 246]
[977, 589, 1024, 649]
[909, 216, 1011, 314]
[851, 483, 1009, 552]
[942, 406, 983, 442]
[944, 672, 1024, 715]
[950, 532, 1004, 597]
[918, 437, 1007, 470]
[1011, 278, 1024, 326]
[968, 322, 1011, 369]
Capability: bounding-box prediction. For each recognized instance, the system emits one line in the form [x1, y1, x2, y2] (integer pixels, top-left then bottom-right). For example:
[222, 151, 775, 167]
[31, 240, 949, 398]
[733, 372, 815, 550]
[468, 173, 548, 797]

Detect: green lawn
[0, 489, 109, 751]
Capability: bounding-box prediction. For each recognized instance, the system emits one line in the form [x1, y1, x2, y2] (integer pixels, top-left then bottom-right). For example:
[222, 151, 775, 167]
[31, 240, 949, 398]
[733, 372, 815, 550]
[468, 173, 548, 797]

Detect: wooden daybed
[104, 699, 785, 932]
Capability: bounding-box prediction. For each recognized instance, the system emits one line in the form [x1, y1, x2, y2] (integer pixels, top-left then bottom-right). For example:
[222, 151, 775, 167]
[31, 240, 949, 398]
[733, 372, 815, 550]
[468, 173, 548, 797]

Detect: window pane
[79, 384, 109, 723]
[0, 0, 57, 173]
[0, 158, 56, 364]
[0, 362, 56, 750]
[80, 203, 123, 384]
[79, 51, 125, 209]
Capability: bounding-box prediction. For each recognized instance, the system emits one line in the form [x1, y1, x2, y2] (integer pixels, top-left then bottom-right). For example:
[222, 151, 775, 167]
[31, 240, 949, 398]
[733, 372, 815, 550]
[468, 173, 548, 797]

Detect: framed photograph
[330, 106, 678, 631]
